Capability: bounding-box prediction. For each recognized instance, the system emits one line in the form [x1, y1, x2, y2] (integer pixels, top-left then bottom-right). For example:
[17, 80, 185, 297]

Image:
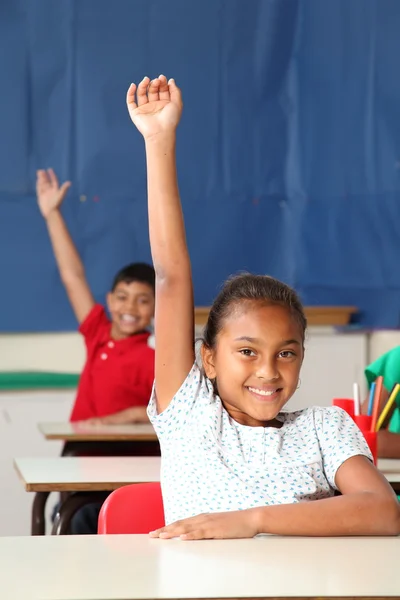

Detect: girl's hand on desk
[149, 509, 259, 540]
[126, 75, 182, 140]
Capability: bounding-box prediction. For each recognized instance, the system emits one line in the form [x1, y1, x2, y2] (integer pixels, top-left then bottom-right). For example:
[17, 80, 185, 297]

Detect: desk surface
[38, 421, 157, 441]
[1, 534, 399, 600]
[14, 456, 161, 492]
[378, 458, 400, 473]
[14, 456, 400, 493]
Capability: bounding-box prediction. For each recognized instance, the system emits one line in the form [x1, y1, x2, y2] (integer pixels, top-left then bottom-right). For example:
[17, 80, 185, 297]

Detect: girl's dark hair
[203, 273, 307, 349]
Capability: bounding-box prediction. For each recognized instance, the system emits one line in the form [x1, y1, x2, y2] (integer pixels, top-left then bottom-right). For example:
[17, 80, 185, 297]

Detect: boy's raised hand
[36, 169, 71, 219]
[126, 75, 183, 139]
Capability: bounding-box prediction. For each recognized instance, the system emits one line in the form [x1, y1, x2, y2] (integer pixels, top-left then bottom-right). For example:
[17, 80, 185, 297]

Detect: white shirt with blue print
[148, 362, 372, 525]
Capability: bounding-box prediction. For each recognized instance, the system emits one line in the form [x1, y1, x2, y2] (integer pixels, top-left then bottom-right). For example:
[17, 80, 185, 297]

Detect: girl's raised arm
[127, 76, 195, 412]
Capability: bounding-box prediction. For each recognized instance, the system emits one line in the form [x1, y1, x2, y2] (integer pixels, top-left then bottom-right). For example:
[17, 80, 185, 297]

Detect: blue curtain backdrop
[1, 0, 400, 331]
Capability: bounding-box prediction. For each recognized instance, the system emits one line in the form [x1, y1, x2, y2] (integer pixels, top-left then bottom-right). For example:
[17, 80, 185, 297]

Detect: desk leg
[51, 492, 108, 535]
[31, 491, 50, 535]
[390, 482, 400, 496]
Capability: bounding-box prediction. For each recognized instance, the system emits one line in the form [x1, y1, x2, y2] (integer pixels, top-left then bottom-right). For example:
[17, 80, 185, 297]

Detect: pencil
[367, 382, 376, 417]
[371, 376, 383, 432]
[376, 383, 400, 431]
[353, 383, 360, 416]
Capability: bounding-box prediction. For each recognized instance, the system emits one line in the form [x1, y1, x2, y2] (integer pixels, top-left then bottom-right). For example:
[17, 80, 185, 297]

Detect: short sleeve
[78, 304, 110, 348]
[315, 407, 373, 490]
[147, 361, 214, 436]
[365, 346, 400, 399]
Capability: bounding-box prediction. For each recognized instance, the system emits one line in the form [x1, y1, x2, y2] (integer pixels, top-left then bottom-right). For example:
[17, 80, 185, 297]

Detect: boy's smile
[107, 281, 155, 339]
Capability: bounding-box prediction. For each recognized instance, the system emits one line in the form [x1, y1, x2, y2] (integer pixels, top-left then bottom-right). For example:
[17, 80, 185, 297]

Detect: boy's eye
[117, 295, 126, 301]
[239, 348, 256, 357]
[138, 297, 150, 304]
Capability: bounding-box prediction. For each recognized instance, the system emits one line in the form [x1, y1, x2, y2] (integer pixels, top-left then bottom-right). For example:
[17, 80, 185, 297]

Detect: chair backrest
[98, 482, 164, 534]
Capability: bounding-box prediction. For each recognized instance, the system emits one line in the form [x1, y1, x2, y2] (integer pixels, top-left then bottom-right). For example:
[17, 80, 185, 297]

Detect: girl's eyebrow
[234, 336, 301, 345]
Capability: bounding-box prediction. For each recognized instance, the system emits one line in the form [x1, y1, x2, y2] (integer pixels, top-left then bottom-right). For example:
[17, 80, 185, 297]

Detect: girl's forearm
[145, 134, 190, 281]
[253, 492, 400, 536]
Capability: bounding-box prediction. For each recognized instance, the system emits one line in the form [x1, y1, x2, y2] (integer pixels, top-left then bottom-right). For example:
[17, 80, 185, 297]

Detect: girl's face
[201, 303, 304, 427]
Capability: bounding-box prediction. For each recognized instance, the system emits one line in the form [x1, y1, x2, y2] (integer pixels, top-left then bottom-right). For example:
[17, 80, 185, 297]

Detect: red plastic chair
[98, 482, 165, 534]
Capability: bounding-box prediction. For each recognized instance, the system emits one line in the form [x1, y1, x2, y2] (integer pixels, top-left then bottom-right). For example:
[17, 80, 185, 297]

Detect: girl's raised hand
[126, 75, 183, 139]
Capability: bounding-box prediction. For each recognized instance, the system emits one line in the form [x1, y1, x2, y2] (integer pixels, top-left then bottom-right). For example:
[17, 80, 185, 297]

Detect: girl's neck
[223, 404, 283, 429]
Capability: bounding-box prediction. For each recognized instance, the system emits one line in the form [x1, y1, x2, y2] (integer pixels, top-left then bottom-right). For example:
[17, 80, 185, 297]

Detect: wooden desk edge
[42, 433, 158, 442]
[195, 306, 358, 327]
[22, 481, 148, 493]
[13, 459, 29, 492]
[127, 597, 395, 600]
[110, 597, 395, 600]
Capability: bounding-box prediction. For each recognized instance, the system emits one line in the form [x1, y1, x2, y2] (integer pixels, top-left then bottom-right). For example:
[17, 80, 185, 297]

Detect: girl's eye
[239, 349, 256, 357]
[279, 350, 296, 359]
[117, 296, 126, 301]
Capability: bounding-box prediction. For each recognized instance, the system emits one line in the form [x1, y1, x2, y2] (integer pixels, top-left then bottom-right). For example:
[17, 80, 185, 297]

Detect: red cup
[353, 415, 377, 465]
[353, 415, 372, 430]
[332, 398, 355, 420]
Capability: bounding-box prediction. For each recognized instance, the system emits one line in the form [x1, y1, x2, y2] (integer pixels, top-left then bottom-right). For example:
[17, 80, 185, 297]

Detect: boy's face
[107, 280, 155, 339]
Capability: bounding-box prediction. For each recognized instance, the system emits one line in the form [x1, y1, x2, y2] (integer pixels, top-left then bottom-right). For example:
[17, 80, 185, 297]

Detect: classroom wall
[1, 0, 400, 332]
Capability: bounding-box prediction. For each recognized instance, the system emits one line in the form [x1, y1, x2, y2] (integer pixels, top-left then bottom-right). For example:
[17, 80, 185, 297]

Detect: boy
[364, 347, 400, 458]
[36, 168, 155, 424]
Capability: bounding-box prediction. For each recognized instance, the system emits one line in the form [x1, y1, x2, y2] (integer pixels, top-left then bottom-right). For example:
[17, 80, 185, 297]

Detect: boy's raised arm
[36, 169, 95, 324]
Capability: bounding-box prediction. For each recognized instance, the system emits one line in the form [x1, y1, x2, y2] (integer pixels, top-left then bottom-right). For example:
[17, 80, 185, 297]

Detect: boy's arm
[80, 406, 149, 426]
[36, 169, 95, 323]
[127, 77, 195, 413]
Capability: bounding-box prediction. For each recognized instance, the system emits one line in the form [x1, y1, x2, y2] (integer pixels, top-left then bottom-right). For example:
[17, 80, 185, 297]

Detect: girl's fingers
[149, 522, 188, 538]
[148, 78, 161, 102]
[126, 83, 137, 110]
[149, 528, 165, 537]
[137, 76, 150, 106]
[168, 78, 182, 107]
[158, 74, 170, 101]
[180, 530, 204, 540]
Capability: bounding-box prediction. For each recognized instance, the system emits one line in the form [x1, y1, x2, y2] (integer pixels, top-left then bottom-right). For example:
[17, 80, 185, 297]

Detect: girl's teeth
[248, 386, 277, 397]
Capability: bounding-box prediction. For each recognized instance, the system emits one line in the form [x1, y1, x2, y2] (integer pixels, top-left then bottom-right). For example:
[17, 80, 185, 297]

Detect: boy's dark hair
[203, 273, 307, 349]
[110, 262, 155, 293]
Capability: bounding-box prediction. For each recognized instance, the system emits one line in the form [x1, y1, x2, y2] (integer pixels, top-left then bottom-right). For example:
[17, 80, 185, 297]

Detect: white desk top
[14, 456, 161, 492]
[1, 534, 399, 600]
[378, 458, 400, 473]
[14, 456, 400, 493]
[38, 421, 157, 441]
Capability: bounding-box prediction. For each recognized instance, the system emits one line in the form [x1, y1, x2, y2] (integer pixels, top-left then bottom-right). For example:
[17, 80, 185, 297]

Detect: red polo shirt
[70, 304, 155, 421]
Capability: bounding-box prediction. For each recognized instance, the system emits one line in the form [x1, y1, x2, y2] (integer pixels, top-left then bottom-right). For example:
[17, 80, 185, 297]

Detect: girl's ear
[200, 344, 217, 380]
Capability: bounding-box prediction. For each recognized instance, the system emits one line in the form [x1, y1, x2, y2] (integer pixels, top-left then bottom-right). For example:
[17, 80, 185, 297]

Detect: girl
[127, 75, 400, 539]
